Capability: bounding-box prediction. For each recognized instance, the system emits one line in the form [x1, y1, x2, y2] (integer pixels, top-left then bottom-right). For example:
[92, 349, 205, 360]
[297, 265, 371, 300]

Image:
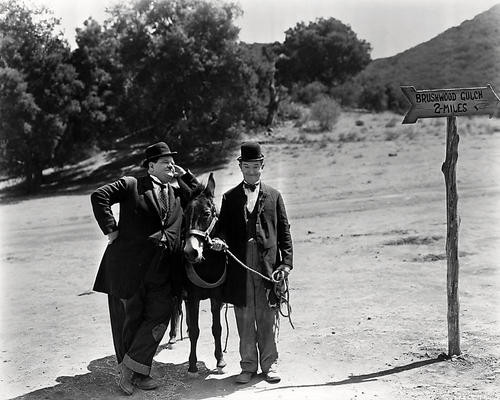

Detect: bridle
[184, 202, 225, 289]
[187, 214, 218, 245]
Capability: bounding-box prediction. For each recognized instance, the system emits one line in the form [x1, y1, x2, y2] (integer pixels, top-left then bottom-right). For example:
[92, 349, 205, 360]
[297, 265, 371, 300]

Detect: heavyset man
[91, 142, 198, 395]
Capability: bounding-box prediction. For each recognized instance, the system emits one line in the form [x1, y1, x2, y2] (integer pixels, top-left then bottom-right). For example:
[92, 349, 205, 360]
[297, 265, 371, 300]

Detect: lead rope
[224, 248, 294, 330]
[223, 303, 229, 352]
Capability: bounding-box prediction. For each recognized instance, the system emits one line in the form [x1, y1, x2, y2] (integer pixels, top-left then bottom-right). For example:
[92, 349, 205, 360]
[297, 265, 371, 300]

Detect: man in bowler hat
[91, 142, 198, 395]
[212, 141, 293, 384]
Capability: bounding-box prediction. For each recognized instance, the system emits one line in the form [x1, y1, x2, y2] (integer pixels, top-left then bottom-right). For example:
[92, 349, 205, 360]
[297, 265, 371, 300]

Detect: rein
[224, 248, 281, 284]
[224, 247, 294, 329]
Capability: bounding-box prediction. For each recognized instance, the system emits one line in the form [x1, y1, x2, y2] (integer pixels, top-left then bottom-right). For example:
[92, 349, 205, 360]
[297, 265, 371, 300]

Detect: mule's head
[183, 173, 217, 264]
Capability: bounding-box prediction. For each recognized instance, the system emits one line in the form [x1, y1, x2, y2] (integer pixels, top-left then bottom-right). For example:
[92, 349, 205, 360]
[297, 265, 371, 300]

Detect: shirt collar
[149, 174, 166, 187]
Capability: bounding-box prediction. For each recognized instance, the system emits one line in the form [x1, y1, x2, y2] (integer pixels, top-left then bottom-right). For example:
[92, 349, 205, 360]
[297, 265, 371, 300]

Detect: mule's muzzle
[184, 236, 204, 263]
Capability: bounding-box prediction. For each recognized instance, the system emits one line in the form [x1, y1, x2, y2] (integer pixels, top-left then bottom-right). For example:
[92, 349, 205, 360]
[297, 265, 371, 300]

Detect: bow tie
[243, 182, 258, 192]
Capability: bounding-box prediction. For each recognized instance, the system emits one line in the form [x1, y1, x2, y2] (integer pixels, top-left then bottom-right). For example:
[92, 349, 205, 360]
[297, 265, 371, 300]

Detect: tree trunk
[441, 116, 461, 357]
[24, 160, 43, 193]
[265, 68, 279, 127]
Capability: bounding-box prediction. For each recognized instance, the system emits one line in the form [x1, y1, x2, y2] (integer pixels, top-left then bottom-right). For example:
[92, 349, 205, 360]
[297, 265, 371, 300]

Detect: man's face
[149, 156, 175, 183]
[239, 160, 264, 184]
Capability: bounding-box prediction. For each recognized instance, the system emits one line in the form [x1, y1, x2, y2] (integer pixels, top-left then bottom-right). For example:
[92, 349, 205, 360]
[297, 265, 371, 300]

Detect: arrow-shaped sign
[401, 84, 500, 124]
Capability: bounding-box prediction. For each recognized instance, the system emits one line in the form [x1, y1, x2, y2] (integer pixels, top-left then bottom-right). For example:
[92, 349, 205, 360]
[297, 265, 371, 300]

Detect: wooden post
[441, 116, 461, 356]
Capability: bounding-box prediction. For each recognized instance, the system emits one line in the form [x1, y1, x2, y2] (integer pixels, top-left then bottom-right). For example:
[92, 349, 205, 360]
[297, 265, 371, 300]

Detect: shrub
[293, 81, 328, 104]
[279, 100, 307, 120]
[309, 96, 341, 131]
[384, 130, 400, 141]
[385, 118, 398, 128]
[330, 80, 363, 107]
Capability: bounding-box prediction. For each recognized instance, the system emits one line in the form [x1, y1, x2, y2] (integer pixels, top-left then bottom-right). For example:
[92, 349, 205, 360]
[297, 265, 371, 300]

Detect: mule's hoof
[216, 359, 227, 369]
[187, 371, 199, 378]
[216, 366, 226, 375]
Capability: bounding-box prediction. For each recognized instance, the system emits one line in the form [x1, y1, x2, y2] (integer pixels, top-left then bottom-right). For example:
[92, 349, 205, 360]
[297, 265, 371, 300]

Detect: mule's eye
[203, 210, 211, 218]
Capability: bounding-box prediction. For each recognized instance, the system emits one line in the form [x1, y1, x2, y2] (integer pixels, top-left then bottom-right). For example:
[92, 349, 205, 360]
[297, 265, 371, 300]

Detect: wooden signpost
[401, 84, 500, 357]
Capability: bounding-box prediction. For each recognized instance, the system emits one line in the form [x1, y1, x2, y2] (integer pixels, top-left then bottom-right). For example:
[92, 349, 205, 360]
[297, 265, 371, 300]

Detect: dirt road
[1, 112, 499, 399]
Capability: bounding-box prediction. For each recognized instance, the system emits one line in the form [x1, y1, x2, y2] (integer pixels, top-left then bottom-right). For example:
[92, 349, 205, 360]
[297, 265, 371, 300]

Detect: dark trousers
[108, 282, 173, 375]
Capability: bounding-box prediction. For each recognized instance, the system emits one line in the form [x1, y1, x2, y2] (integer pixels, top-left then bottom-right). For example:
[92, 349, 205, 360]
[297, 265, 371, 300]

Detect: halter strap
[186, 261, 227, 289]
[187, 215, 218, 241]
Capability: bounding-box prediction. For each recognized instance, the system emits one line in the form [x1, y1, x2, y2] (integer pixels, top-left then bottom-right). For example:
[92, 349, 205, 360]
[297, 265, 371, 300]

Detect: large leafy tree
[0, 0, 82, 192]
[276, 17, 372, 88]
[79, 0, 255, 164]
[69, 17, 125, 153]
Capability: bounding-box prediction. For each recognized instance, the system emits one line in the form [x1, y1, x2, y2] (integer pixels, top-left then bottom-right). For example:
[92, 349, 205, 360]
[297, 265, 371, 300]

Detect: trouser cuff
[123, 354, 150, 376]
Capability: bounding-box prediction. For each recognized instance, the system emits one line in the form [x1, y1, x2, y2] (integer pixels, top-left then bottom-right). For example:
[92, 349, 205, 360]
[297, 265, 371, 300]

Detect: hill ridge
[358, 4, 500, 90]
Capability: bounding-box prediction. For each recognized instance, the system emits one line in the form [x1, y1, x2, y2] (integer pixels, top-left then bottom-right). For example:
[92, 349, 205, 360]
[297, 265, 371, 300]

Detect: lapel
[140, 175, 161, 219]
[255, 182, 268, 217]
[235, 182, 247, 218]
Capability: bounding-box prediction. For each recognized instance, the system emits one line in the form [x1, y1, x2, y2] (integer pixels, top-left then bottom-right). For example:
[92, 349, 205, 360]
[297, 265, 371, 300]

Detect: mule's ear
[204, 172, 215, 198]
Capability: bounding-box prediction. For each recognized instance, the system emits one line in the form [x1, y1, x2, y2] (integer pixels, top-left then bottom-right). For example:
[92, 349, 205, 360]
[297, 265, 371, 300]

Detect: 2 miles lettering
[434, 103, 467, 114]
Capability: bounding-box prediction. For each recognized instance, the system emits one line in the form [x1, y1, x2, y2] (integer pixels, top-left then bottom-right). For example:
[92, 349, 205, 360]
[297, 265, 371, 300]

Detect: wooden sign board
[399, 83, 500, 356]
[401, 85, 500, 124]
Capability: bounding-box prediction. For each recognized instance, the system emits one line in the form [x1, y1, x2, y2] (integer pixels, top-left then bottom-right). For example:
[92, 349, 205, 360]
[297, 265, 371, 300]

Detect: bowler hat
[142, 142, 177, 167]
[237, 141, 264, 162]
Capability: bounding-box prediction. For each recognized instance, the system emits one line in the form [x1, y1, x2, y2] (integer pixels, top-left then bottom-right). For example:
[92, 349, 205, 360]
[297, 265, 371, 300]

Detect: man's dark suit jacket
[217, 182, 293, 307]
[91, 173, 197, 299]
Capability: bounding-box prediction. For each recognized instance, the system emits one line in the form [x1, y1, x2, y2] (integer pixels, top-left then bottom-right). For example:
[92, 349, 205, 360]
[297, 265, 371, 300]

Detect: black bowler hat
[237, 141, 264, 162]
[142, 142, 177, 167]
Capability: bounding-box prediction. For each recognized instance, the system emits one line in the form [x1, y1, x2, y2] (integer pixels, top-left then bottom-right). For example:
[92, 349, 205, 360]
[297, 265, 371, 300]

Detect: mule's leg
[168, 297, 182, 345]
[185, 298, 200, 374]
[210, 298, 226, 371]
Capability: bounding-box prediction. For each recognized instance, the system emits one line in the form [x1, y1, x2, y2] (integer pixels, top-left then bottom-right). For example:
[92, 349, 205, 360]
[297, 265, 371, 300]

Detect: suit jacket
[217, 182, 293, 306]
[91, 172, 198, 299]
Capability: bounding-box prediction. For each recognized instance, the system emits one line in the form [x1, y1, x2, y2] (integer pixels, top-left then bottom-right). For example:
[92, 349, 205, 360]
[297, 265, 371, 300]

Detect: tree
[68, 17, 126, 154]
[0, 0, 82, 192]
[82, 0, 255, 164]
[276, 17, 372, 88]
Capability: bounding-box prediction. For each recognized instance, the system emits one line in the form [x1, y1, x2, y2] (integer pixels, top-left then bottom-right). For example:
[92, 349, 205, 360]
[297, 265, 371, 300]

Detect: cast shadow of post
[259, 354, 448, 393]
[9, 347, 243, 400]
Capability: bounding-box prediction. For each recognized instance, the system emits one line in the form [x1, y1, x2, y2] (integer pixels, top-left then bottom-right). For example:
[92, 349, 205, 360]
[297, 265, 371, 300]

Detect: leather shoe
[118, 363, 134, 395]
[235, 371, 254, 384]
[133, 374, 159, 390]
[263, 369, 281, 383]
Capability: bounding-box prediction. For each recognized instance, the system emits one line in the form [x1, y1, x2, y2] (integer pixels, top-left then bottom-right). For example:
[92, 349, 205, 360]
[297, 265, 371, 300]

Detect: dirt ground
[1, 111, 499, 399]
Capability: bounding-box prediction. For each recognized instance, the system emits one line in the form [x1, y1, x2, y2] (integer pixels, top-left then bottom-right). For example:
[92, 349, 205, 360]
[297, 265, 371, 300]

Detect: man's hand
[210, 238, 227, 252]
[107, 230, 119, 243]
[173, 164, 187, 178]
[273, 264, 291, 281]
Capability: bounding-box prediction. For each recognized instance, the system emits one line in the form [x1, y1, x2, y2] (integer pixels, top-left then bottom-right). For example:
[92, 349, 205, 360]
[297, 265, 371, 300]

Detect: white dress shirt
[244, 181, 260, 213]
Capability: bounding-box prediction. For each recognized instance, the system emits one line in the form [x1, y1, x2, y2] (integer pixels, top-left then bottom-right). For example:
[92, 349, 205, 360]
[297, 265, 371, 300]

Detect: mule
[182, 173, 227, 374]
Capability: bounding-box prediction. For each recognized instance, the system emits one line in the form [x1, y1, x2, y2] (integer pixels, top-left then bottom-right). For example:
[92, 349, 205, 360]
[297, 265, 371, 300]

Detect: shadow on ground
[11, 354, 448, 399]
[260, 354, 448, 393]
[0, 143, 227, 205]
[10, 345, 243, 400]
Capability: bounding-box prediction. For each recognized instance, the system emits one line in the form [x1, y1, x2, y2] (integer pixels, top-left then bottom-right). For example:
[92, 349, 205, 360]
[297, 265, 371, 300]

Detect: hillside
[357, 4, 500, 90]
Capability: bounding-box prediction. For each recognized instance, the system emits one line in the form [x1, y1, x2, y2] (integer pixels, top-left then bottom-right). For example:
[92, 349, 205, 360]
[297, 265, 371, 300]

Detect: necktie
[243, 182, 257, 192]
[153, 180, 169, 219]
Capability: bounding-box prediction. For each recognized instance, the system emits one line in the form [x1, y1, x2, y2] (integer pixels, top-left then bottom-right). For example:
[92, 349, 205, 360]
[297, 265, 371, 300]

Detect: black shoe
[235, 371, 255, 384]
[133, 374, 159, 390]
[263, 369, 281, 383]
[118, 363, 134, 395]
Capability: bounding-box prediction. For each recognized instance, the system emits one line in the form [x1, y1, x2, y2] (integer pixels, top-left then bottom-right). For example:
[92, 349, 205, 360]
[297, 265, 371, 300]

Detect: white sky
[31, 0, 500, 59]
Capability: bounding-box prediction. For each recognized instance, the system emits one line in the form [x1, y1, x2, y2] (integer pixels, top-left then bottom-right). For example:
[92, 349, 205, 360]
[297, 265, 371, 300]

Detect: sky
[31, 0, 500, 59]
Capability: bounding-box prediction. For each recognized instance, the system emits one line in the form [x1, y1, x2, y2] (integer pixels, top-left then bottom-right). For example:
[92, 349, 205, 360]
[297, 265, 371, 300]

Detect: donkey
[182, 173, 227, 374]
